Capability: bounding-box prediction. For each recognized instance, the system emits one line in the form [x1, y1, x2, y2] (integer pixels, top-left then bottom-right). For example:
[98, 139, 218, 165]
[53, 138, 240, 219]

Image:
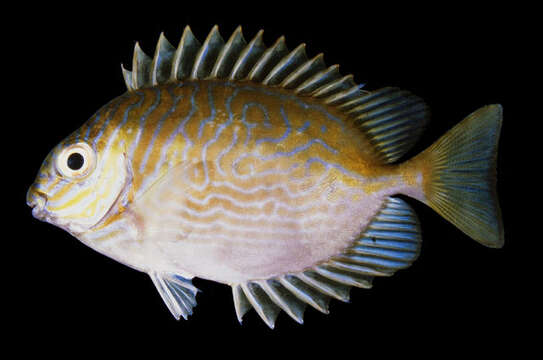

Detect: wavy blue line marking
[92, 95, 126, 148]
[231, 153, 300, 179]
[240, 102, 271, 145]
[85, 94, 127, 143]
[256, 106, 291, 145]
[139, 87, 183, 173]
[297, 121, 310, 133]
[221, 82, 344, 131]
[180, 84, 199, 144]
[127, 88, 162, 159]
[196, 86, 241, 190]
[83, 112, 101, 142]
[197, 83, 217, 139]
[103, 92, 145, 155]
[216, 127, 239, 176]
[305, 157, 364, 181]
[150, 82, 197, 172]
[262, 139, 338, 161]
[230, 140, 337, 178]
[240, 85, 345, 130]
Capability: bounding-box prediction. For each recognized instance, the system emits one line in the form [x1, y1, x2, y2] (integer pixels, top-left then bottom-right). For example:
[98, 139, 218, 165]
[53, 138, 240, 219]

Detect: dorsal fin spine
[121, 64, 133, 91]
[132, 42, 151, 89]
[294, 64, 341, 94]
[313, 74, 356, 99]
[323, 83, 365, 105]
[229, 29, 265, 80]
[211, 26, 246, 79]
[170, 26, 201, 82]
[247, 36, 288, 81]
[190, 25, 224, 80]
[279, 53, 326, 89]
[262, 43, 307, 85]
[151, 33, 175, 86]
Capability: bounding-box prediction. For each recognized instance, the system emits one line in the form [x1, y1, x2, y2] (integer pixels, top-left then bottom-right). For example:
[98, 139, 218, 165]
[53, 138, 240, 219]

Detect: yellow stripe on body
[112, 81, 400, 223]
[77, 81, 423, 280]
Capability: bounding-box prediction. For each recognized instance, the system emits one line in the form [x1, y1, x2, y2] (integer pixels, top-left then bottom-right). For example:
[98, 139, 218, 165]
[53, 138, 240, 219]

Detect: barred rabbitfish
[27, 26, 504, 327]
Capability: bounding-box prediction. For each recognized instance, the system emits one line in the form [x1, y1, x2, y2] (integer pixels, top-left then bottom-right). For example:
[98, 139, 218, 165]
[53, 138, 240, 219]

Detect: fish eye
[67, 153, 84, 170]
[56, 142, 96, 178]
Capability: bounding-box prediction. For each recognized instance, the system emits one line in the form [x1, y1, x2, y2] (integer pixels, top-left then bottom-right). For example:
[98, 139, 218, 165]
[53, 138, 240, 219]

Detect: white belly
[79, 161, 420, 284]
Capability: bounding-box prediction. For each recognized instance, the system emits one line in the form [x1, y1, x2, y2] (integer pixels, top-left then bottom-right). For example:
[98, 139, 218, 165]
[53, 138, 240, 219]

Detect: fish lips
[27, 189, 47, 219]
[27, 192, 85, 235]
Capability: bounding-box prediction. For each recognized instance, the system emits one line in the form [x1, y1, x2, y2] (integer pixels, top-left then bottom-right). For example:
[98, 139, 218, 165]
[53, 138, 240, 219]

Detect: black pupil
[67, 152, 84, 170]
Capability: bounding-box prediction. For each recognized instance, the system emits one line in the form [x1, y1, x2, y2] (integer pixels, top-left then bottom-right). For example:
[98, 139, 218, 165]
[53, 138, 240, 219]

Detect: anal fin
[149, 271, 199, 320]
[230, 196, 422, 327]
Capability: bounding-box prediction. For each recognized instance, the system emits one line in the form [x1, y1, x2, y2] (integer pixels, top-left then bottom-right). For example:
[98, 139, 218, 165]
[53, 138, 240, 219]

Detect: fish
[26, 25, 504, 328]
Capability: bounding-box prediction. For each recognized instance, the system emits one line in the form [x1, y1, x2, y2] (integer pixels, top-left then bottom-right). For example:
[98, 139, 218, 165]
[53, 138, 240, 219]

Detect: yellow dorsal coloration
[121, 25, 430, 165]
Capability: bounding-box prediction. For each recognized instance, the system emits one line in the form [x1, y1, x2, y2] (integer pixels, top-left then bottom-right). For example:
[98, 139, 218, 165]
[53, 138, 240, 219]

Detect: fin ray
[240, 282, 281, 328]
[229, 196, 421, 326]
[262, 43, 308, 85]
[232, 284, 251, 323]
[229, 30, 266, 80]
[280, 53, 326, 89]
[171, 26, 201, 82]
[278, 275, 330, 314]
[151, 33, 176, 86]
[247, 36, 288, 82]
[297, 271, 351, 302]
[211, 26, 247, 79]
[132, 42, 152, 89]
[257, 280, 306, 324]
[191, 25, 224, 79]
[149, 271, 199, 320]
[418, 105, 504, 247]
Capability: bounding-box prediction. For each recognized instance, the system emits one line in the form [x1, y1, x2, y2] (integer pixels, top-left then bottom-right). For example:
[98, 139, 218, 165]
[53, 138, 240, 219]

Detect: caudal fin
[421, 105, 504, 248]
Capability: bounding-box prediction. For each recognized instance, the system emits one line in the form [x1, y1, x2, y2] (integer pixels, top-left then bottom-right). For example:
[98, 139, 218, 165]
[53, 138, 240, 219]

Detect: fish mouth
[27, 190, 48, 220]
[31, 206, 85, 235]
[27, 190, 85, 235]
[31, 205, 47, 220]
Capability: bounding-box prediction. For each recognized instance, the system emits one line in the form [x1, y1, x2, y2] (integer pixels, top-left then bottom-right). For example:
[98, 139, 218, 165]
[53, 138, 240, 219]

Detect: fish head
[27, 133, 131, 235]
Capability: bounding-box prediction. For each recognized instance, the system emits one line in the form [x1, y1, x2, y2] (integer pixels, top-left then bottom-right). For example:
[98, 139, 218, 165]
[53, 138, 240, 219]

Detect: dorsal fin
[231, 197, 422, 328]
[121, 25, 429, 163]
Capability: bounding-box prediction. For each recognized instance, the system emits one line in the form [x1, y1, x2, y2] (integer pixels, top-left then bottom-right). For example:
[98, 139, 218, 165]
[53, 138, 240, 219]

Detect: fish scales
[75, 81, 406, 282]
[27, 26, 504, 327]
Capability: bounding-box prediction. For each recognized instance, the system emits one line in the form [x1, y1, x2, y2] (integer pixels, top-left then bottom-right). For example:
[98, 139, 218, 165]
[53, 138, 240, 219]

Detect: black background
[9, 2, 525, 355]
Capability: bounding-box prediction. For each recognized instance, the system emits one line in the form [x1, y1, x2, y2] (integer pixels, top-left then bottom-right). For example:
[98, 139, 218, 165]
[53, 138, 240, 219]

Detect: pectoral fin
[149, 271, 199, 320]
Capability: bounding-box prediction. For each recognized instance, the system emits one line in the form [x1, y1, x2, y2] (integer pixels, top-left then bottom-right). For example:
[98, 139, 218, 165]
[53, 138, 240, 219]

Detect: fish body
[27, 26, 503, 327]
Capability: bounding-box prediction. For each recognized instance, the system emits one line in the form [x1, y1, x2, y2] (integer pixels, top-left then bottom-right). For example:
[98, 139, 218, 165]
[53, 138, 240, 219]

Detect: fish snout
[27, 184, 48, 219]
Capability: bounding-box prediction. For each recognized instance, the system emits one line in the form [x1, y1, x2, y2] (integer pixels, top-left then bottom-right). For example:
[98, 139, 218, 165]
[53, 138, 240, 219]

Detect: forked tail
[417, 105, 504, 248]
